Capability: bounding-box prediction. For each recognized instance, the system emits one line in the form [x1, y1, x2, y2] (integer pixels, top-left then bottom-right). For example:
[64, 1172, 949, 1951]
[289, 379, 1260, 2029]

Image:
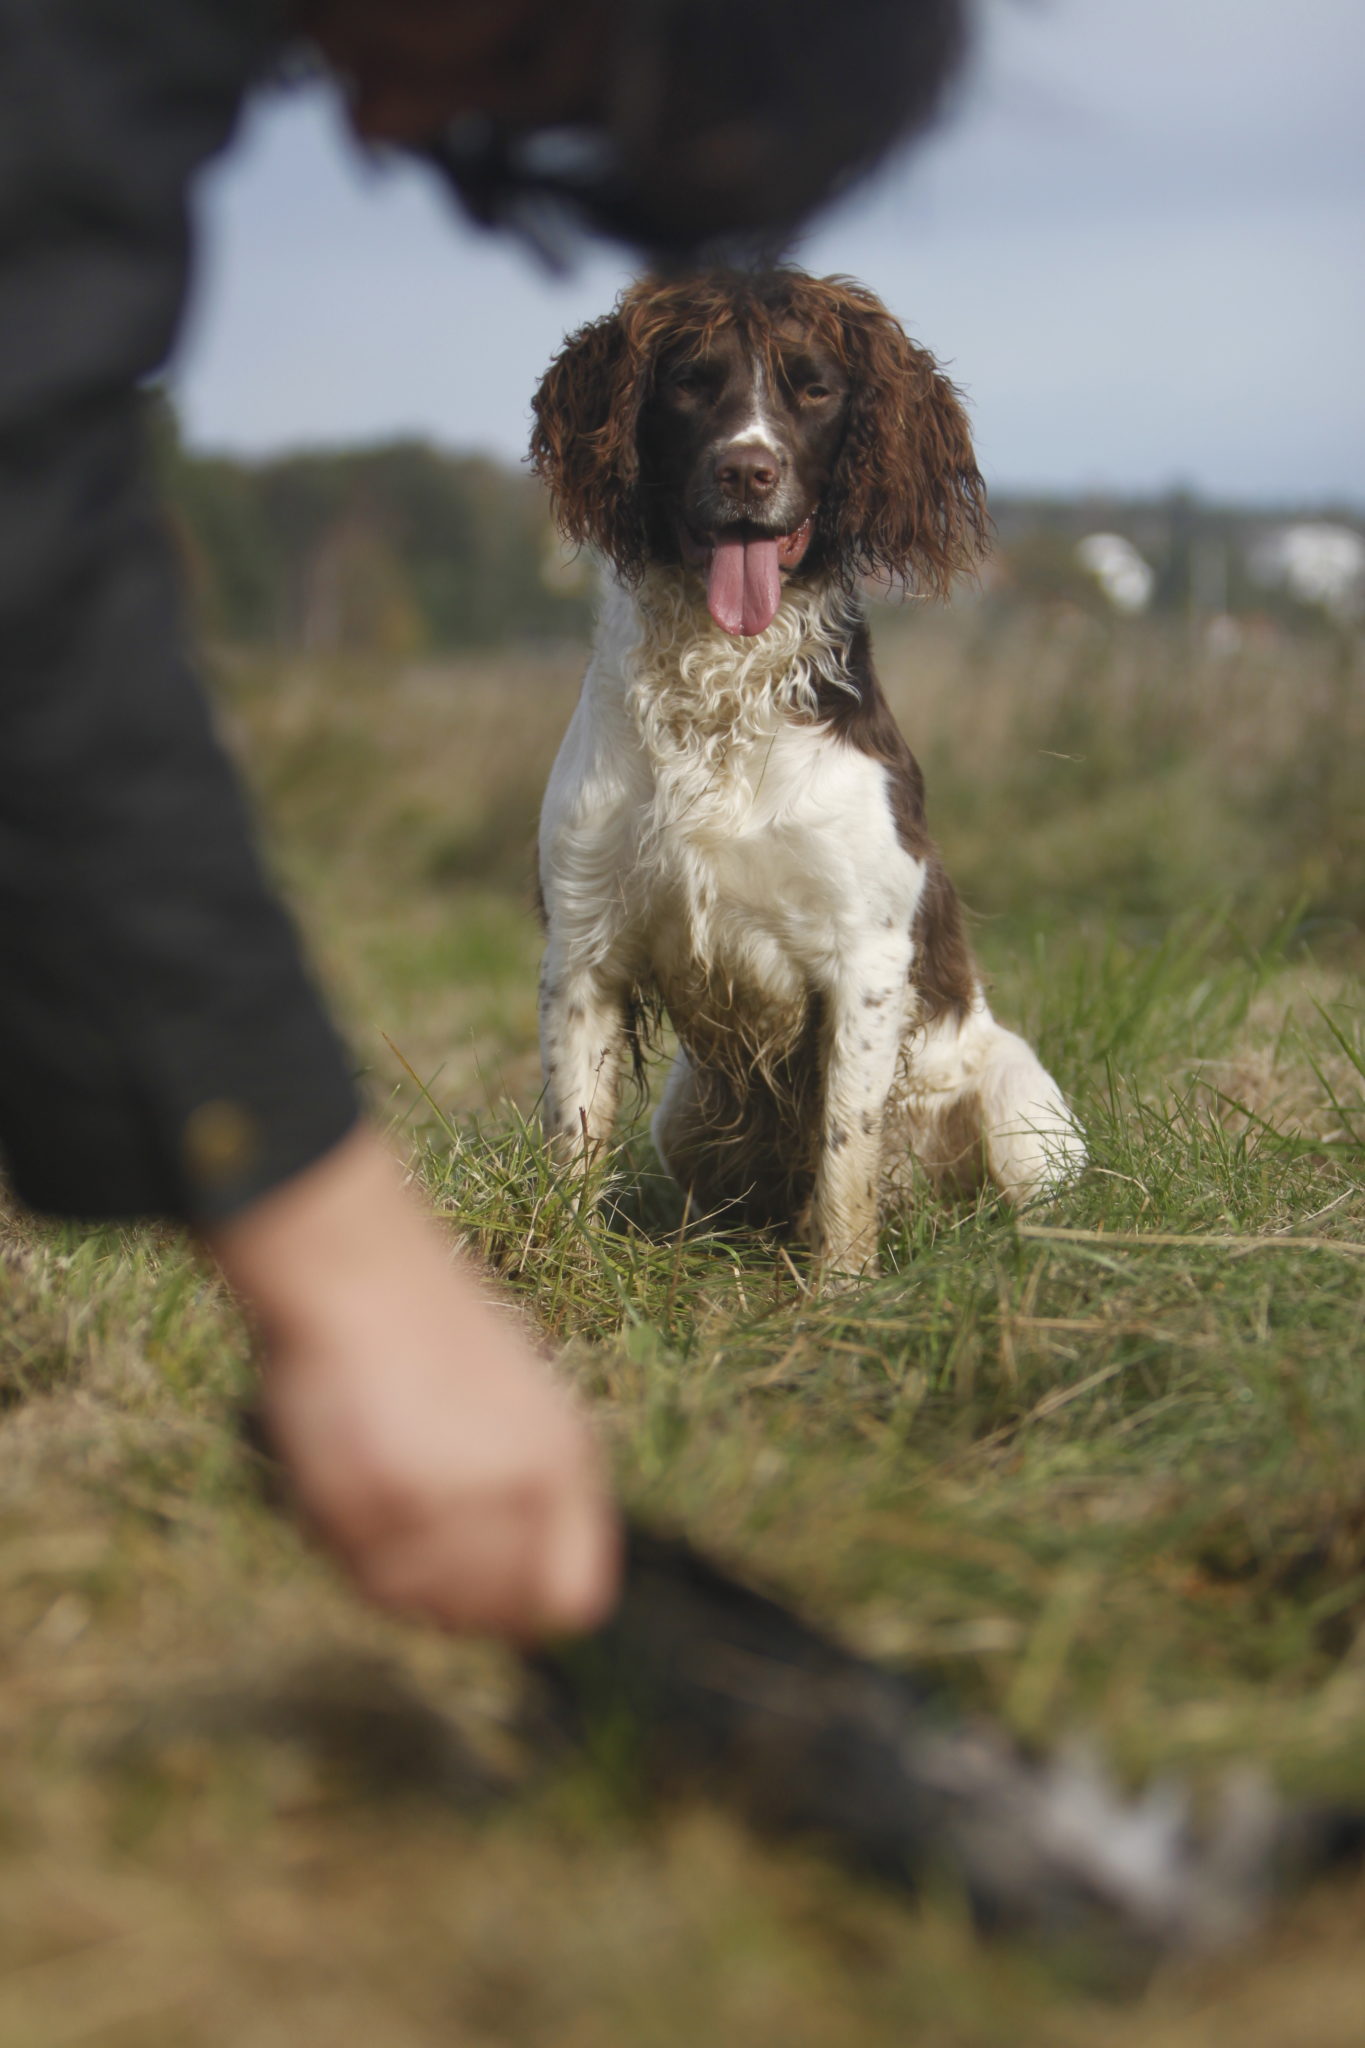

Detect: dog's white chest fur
[541, 576, 923, 1017]
[654, 725, 917, 1007]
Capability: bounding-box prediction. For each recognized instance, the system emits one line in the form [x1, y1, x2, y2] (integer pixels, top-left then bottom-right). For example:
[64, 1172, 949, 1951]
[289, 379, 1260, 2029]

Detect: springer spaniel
[530, 268, 1083, 1277]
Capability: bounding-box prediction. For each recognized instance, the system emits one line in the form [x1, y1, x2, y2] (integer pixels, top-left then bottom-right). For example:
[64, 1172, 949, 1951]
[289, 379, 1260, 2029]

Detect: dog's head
[530, 268, 988, 636]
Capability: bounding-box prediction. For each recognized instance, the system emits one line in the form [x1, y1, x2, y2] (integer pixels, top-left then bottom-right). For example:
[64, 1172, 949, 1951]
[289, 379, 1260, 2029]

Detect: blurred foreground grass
[1, 603, 1363, 2046]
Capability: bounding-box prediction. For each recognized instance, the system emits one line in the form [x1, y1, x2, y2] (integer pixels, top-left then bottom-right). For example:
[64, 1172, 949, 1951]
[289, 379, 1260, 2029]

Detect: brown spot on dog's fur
[531, 833, 549, 930]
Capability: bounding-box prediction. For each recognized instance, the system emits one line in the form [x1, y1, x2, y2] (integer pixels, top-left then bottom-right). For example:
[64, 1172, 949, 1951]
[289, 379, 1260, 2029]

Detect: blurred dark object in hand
[534, 1523, 1365, 1976]
[234, 1413, 1365, 1977]
[295, 0, 971, 258]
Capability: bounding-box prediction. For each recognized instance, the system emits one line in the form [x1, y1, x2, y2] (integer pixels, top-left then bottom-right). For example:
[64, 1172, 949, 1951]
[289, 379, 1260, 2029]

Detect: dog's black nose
[715, 446, 780, 503]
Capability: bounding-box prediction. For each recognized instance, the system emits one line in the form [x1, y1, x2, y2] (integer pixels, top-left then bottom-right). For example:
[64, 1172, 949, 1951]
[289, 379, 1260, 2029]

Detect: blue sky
[173, 0, 1365, 505]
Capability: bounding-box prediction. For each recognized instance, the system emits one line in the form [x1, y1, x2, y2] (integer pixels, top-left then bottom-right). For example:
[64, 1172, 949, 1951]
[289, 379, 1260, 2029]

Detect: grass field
[2, 599, 1363, 2046]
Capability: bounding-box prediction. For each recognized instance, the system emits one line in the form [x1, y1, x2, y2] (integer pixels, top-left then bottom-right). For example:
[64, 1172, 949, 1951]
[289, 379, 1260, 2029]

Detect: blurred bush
[870, 602, 1364, 936]
[151, 400, 593, 654]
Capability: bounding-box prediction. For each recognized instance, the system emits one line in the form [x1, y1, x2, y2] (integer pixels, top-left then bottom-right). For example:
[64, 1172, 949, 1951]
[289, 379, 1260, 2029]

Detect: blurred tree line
[150, 399, 594, 654]
[150, 398, 1361, 651]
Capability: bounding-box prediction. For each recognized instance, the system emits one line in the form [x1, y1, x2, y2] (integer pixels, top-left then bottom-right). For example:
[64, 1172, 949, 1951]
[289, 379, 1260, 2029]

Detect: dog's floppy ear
[822, 289, 989, 598]
[530, 305, 652, 579]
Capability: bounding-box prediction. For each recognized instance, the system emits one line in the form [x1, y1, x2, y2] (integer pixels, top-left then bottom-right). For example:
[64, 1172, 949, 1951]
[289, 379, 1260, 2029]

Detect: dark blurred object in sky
[296, 0, 971, 260]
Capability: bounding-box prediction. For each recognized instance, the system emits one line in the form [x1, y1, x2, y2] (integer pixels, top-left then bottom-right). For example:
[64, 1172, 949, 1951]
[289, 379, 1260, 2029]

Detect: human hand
[206, 1126, 619, 1637]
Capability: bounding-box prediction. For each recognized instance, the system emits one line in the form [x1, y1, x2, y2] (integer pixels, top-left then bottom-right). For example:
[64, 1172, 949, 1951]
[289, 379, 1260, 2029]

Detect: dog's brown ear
[823, 291, 989, 598]
[530, 307, 650, 578]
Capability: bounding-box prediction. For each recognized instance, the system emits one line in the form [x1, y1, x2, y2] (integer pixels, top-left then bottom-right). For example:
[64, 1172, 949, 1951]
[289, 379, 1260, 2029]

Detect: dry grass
[1, 604, 1363, 2045]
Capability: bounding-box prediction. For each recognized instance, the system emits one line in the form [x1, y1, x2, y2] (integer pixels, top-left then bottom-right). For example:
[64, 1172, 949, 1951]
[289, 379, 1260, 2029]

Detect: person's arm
[0, 0, 357, 1224]
[0, 0, 617, 1635]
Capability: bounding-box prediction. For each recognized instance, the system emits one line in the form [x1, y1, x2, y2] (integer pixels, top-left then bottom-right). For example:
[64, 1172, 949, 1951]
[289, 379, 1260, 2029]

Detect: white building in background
[1250, 522, 1365, 620]
[1075, 532, 1156, 613]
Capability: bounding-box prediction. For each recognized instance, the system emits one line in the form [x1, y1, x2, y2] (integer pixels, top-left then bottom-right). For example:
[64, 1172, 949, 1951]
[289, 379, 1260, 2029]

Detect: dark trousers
[0, 0, 358, 1223]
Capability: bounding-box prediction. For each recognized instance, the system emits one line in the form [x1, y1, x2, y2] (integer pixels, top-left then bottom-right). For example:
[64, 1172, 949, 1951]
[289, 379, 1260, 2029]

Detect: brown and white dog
[530, 268, 1083, 1277]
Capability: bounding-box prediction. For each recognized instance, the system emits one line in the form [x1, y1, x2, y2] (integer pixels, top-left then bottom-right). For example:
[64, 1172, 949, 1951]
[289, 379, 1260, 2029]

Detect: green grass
[1, 609, 1363, 2046]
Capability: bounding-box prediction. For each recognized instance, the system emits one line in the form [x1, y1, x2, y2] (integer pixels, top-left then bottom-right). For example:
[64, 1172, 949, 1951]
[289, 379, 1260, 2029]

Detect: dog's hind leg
[903, 1001, 1085, 1206]
[973, 1020, 1086, 1203]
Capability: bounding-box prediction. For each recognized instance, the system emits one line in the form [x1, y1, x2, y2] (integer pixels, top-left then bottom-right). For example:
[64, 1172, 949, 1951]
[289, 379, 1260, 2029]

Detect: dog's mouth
[678, 515, 816, 638]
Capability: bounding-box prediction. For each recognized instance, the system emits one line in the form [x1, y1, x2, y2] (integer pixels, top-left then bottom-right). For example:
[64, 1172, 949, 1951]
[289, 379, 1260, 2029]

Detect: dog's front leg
[806, 940, 911, 1280]
[538, 941, 631, 1184]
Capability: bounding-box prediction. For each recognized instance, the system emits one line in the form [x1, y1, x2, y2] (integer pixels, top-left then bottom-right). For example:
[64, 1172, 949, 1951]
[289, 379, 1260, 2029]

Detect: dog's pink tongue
[707, 537, 782, 637]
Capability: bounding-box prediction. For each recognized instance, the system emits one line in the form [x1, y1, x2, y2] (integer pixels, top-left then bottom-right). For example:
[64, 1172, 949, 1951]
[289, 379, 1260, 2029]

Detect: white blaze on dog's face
[639, 324, 852, 636]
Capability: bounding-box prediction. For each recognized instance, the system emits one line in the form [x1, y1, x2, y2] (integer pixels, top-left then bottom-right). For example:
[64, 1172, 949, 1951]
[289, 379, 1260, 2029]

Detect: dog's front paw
[804, 1216, 881, 1288]
[544, 1123, 612, 1216]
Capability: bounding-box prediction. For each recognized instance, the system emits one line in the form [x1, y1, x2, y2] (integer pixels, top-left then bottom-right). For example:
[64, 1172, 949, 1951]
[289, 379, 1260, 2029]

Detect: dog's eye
[669, 365, 706, 396]
[803, 382, 832, 402]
